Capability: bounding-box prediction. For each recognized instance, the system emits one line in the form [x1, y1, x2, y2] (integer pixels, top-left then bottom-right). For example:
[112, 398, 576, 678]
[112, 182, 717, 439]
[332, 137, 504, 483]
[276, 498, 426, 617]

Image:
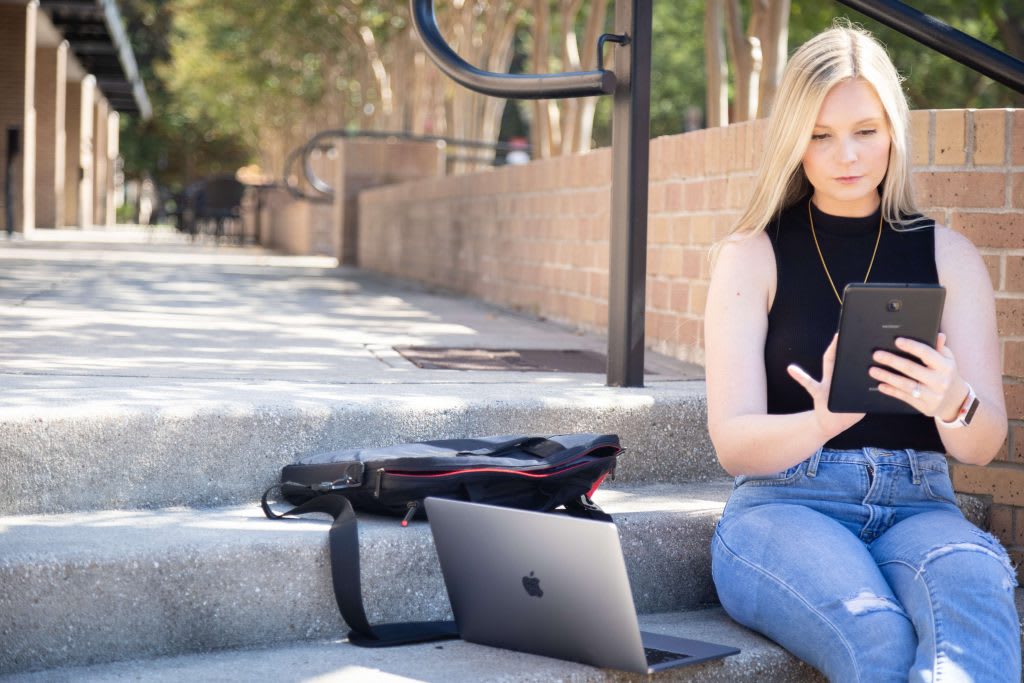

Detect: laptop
[424, 497, 740, 674]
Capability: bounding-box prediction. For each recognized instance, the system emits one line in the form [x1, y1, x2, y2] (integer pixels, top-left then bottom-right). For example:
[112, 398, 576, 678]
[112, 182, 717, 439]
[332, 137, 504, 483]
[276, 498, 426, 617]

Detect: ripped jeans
[711, 447, 1021, 683]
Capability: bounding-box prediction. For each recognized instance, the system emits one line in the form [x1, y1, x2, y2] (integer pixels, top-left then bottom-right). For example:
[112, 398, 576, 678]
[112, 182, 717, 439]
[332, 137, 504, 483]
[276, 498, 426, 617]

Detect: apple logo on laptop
[522, 571, 543, 598]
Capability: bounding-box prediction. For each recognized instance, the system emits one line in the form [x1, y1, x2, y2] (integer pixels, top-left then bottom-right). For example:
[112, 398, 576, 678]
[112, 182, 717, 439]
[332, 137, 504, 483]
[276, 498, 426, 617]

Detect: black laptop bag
[261, 433, 621, 647]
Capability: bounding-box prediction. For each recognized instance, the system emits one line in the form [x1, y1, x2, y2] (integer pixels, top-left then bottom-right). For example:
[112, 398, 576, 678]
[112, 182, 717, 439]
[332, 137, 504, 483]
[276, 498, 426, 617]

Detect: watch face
[963, 397, 980, 425]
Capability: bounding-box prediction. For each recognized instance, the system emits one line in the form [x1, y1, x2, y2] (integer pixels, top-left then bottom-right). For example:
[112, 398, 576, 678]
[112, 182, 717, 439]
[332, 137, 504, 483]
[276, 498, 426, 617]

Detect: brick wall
[252, 139, 443, 259]
[20, 1, 36, 234]
[359, 108, 1024, 572]
[34, 43, 65, 228]
[64, 78, 81, 227]
[78, 75, 95, 227]
[105, 110, 117, 226]
[917, 109, 1024, 573]
[0, 3, 32, 234]
[92, 96, 108, 226]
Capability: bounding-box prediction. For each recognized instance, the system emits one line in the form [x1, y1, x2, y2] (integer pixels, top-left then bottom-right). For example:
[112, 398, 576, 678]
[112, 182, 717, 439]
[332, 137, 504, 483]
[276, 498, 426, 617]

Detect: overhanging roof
[39, 0, 152, 119]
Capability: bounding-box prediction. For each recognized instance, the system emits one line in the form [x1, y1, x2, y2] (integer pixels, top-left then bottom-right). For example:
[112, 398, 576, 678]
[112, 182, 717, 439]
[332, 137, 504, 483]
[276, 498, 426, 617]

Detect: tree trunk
[757, 0, 789, 118]
[705, 0, 728, 127]
[359, 26, 394, 129]
[995, 1, 1024, 107]
[724, 0, 763, 123]
[531, 0, 552, 158]
[573, 0, 606, 153]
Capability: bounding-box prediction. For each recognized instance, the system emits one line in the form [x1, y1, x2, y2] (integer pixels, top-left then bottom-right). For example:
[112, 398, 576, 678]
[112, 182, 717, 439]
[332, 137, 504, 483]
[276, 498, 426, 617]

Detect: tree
[522, 0, 610, 158]
[704, 0, 790, 126]
[702, 0, 1021, 129]
[784, 0, 1022, 112]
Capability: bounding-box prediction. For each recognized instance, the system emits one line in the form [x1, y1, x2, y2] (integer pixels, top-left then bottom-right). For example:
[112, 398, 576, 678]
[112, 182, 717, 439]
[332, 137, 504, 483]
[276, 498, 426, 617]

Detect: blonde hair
[717, 22, 917, 255]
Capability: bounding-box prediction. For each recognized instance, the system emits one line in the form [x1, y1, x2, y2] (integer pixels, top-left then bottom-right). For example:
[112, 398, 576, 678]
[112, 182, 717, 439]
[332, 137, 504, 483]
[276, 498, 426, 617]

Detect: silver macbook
[424, 497, 740, 674]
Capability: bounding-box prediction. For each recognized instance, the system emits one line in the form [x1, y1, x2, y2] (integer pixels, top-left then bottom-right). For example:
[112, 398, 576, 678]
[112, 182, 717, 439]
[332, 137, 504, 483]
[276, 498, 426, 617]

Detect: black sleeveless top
[764, 197, 944, 452]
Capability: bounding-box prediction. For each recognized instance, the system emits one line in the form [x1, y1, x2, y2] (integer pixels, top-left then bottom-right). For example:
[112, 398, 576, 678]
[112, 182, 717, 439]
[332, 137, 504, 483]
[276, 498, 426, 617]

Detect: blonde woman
[705, 24, 1020, 682]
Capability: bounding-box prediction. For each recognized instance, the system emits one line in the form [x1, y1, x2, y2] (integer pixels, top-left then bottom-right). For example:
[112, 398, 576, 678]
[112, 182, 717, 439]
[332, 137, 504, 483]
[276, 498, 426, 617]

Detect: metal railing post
[607, 0, 652, 387]
[836, 0, 1024, 94]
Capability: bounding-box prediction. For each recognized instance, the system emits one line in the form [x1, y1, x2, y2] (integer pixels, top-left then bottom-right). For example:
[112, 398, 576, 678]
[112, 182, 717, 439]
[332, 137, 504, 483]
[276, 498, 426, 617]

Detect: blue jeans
[711, 447, 1021, 682]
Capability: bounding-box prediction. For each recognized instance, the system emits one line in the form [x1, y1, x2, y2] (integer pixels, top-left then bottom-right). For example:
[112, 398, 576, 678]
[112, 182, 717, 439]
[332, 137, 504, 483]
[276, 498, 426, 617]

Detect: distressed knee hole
[843, 590, 907, 617]
[917, 534, 1019, 590]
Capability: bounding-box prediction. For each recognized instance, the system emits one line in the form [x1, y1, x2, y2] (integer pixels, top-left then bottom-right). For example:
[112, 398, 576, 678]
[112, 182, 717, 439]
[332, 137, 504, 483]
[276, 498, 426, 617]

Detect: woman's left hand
[868, 333, 967, 421]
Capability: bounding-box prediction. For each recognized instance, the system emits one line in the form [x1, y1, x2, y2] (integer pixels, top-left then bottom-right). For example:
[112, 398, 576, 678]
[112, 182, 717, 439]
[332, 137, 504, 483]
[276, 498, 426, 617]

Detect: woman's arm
[869, 227, 1006, 464]
[704, 233, 864, 476]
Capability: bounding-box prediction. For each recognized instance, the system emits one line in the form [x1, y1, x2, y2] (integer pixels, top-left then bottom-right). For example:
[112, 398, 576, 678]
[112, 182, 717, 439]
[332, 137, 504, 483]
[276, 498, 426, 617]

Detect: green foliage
[789, 0, 1020, 110]
[590, 0, 708, 147]
[649, 0, 707, 137]
[118, 0, 1020, 187]
[591, 0, 1020, 145]
[118, 0, 251, 190]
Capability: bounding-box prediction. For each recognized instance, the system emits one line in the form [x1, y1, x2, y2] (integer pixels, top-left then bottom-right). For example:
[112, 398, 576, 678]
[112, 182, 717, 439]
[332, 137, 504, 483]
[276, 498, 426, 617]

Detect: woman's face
[801, 78, 892, 217]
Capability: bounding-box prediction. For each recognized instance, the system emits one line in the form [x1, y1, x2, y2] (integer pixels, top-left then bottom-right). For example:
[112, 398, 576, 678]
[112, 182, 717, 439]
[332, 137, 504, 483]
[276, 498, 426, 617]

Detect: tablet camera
[886, 299, 902, 313]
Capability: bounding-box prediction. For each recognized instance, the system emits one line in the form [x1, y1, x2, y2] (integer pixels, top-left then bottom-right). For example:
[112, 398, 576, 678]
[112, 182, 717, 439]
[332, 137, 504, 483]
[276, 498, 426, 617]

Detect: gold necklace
[808, 199, 883, 305]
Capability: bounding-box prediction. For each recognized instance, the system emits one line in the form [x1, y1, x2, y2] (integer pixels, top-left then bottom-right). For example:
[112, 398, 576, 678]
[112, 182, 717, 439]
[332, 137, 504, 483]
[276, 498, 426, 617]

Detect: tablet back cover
[828, 284, 945, 414]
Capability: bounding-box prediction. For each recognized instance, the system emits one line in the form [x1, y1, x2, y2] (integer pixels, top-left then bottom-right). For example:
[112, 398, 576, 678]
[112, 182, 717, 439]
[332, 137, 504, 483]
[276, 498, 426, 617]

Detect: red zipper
[383, 446, 619, 479]
[385, 461, 590, 479]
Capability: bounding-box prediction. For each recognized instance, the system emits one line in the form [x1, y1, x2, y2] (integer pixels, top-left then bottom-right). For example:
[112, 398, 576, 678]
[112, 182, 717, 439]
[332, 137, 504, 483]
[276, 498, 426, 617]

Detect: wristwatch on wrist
[937, 383, 980, 429]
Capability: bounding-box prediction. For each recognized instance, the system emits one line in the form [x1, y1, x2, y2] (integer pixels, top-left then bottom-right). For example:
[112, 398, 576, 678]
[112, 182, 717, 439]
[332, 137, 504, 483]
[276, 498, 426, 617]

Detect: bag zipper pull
[401, 500, 420, 527]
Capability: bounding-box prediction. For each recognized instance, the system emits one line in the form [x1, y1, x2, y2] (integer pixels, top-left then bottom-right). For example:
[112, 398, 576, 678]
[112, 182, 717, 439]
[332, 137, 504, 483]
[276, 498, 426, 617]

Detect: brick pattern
[358, 108, 1024, 575]
[104, 110, 118, 227]
[0, 5, 29, 233]
[92, 96, 108, 226]
[2, 9, 119, 231]
[78, 75, 95, 227]
[34, 45, 63, 228]
[63, 79, 81, 227]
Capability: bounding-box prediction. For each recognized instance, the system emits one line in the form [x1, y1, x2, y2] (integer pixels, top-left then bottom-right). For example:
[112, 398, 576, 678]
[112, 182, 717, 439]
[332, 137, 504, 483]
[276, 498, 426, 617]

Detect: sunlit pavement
[0, 225, 702, 413]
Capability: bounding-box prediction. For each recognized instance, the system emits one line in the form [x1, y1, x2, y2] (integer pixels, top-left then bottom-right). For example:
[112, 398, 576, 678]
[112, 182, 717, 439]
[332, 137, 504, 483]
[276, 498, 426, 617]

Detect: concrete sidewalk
[0, 227, 715, 515]
[0, 226, 702, 407]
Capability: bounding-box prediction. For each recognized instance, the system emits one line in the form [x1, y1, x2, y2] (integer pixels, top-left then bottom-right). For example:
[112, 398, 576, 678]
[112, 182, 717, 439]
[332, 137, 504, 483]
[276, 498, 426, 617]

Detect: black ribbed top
[764, 197, 943, 451]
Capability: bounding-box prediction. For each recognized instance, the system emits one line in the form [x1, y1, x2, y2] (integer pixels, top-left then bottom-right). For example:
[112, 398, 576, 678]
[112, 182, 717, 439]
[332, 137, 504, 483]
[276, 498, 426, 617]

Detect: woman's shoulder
[715, 230, 774, 268]
[932, 223, 989, 288]
[933, 223, 981, 260]
[712, 230, 776, 295]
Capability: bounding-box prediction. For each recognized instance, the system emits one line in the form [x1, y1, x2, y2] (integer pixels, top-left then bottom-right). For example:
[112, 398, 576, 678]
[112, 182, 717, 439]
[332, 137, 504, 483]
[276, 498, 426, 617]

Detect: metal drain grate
[394, 347, 630, 373]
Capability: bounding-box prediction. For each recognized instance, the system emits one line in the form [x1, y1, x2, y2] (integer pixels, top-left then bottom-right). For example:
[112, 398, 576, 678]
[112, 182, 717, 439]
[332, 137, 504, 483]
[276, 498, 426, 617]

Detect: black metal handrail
[838, 0, 1024, 94]
[282, 129, 532, 202]
[411, 0, 616, 98]
[410, 0, 649, 387]
[407, 0, 1022, 389]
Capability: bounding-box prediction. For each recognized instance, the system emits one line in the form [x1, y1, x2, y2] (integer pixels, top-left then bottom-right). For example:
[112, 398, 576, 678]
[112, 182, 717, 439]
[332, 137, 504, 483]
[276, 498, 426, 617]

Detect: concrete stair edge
[0, 481, 733, 675]
[0, 385, 720, 516]
[0, 479, 1006, 679]
[0, 607, 826, 683]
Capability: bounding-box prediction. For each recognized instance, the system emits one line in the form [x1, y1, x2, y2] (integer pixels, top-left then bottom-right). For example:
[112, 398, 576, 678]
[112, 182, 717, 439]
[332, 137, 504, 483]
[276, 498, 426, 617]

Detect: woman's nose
[838, 136, 858, 163]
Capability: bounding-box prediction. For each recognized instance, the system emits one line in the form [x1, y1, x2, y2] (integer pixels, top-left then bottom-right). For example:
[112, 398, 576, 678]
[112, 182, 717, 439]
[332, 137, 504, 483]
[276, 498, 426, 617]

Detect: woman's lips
[835, 175, 863, 184]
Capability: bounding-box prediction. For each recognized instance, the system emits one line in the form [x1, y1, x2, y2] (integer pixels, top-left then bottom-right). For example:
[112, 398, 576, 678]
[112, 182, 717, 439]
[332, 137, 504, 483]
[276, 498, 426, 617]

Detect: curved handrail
[282, 143, 331, 203]
[410, 0, 616, 99]
[283, 129, 534, 201]
[837, 0, 1024, 94]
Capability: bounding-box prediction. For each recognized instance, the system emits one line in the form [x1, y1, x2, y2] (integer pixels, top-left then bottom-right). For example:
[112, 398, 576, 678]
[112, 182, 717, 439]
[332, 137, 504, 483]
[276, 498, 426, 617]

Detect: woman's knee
[879, 527, 1021, 682]
[712, 527, 918, 683]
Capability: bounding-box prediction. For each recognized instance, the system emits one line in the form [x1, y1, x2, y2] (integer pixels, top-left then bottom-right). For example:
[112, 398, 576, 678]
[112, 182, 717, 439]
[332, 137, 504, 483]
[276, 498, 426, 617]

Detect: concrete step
[0, 481, 734, 674]
[0, 381, 718, 515]
[0, 608, 827, 683]
[0, 475, 1003, 679]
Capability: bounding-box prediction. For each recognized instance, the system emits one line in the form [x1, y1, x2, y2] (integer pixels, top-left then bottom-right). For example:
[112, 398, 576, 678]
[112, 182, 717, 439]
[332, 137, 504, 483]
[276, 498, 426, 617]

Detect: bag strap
[261, 488, 459, 648]
[453, 435, 562, 459]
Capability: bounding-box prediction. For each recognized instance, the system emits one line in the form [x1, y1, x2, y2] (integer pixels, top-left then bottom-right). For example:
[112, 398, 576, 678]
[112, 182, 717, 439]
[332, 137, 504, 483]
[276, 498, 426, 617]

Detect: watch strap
[938, 383, 979, 429]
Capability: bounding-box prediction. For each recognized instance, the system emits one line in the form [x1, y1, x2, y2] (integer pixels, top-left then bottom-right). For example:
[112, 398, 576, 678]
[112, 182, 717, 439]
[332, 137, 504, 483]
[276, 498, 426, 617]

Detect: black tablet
[828, 283, 946, 414]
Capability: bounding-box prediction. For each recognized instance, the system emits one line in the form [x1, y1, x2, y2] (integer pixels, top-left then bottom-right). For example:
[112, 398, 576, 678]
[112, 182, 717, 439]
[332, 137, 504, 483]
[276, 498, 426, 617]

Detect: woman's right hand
[786, 334, 865, 440]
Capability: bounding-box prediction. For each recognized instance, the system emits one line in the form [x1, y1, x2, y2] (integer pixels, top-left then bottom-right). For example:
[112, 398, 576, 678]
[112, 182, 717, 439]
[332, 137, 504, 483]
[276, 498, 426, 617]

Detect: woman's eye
[811, 133, 829, 141]
[858, 129, 877, 136]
